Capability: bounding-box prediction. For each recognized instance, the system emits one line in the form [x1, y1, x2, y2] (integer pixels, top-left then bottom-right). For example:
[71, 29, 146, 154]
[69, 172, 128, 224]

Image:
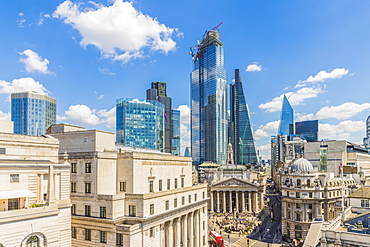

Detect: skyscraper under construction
[191, 29, 228, 167]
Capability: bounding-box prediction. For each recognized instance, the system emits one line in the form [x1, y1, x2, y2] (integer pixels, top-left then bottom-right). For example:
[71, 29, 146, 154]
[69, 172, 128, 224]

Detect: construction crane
[212, 22, 223, 31]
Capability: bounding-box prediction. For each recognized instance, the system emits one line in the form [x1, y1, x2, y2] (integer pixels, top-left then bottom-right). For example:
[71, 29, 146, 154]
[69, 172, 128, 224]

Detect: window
[167, 179, 170, 190]
[116, 233, 123, 246]
[100, 231, 107, 243]
[181, 177, 184, 188]
[8, 198, 19, 210]
[203, 191, 205, 199]
[307, 179, 311, 187]
[361, 199, 370, 207]
[188, 195, 191, 203]
[85, 163, 91, 173]
[182, 196, 185, 205]
[10, 174, 19, 183]
[297, 179, 301, 187]
[296, 213, 301, 221]
[85, 182, 91, 193]
[71, 183, 77, 193]
[308, 213, 313, 220]
[174, 178, 178, 189]
[71, 163, 77, 173]
[308, 204, 313, 209]
[71, 227, 77, 238]
[71, 204, 76, 215]
[120, 182, 126, 192]
[26, 236, 39, 246]
[85, 229, 91, 241]
[174, 198, 177, 208]
[195, 194, 197, 201]
[296, 192, 300, 198]
[100, 207, 107, 218]
[159, 180, 162, 191]
[149, 180, 154, 193]
[129, 205, 136, 217]
[165, 200, 169, 210]
[296, 204, 301, 209]
[309, 192, 313, 198]
[85, 205, 91, 216]
[150, 227, 154, 237]
[203, 220, 205, 230]
[150, 204, 154, 215]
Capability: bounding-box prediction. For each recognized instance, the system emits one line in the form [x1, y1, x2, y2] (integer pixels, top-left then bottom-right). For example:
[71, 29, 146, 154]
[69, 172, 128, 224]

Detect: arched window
[307, 179, 311, 187]
[26, 236, 39, 247]
[297, 179, 301, 187]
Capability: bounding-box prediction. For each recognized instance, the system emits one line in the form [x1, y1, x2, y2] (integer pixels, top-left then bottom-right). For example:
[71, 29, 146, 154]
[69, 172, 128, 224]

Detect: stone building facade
[281, 158, 358, 241]
[0, 132, 71, 246]
[48, 124, 208, 247]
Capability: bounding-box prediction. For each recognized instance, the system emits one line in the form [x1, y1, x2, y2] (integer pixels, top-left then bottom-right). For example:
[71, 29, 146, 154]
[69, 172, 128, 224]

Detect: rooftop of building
[348, 186, 370, 199]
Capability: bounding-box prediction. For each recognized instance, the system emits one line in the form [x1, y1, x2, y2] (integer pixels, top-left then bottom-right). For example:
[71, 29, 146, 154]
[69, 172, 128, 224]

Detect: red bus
[209, 230, 224, 247]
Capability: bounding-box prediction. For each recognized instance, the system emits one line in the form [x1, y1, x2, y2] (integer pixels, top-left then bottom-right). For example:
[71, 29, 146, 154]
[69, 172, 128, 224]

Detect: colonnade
[161, 208, 205, 247]
[209, 190, 263, 213]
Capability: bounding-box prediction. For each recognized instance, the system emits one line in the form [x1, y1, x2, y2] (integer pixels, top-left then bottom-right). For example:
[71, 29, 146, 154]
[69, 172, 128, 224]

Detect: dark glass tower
[278, 95, 294, 136]
[295, 120, 318, 142]
[146, 82, 172, 153]
[230, 69, 258, 165]
[191, 30, 228, 167]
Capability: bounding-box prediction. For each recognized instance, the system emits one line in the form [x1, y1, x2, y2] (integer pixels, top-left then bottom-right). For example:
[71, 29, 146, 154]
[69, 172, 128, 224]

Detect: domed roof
[290, 157, 314, 174]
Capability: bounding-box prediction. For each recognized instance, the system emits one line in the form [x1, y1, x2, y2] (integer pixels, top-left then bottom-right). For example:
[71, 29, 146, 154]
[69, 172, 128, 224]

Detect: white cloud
[0, 77, 49, 100]
[0, 111, 11, 121]
[297, 102, 370, 121]
[99, 68, 115, 75]
[177, 105, 191, 154]
[246, 62, 263, 72]
[295, 68, 350, 88]
[254, 120, 280, 140]
[53, 0, 181, 63]
[319, 120, 365, 140]
[259, 86, 324, 112]
[19, 49, 53, 74]
[97, 107, 116, 128]
[58, 104, 101, 126]
[257, 144, 271, 151]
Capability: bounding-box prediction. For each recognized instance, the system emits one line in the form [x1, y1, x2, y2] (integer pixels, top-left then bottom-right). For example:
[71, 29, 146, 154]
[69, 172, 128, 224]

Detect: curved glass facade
[278, 95, 294, 136]
[191, 30, 228, 167]
[116, 98, 164, 151]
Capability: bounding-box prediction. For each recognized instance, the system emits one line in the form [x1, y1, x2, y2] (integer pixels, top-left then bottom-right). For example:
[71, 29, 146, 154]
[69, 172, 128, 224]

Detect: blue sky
[1, 0, 370, 159]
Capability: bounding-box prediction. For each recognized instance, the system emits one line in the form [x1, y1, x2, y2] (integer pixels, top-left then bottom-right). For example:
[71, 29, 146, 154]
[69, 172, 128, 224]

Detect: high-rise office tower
[116, 98, 165, 151]
[191, 29, 228, 167]
[11, 92, 56, 136]
[295, 120, 318, 142]
[146, 82, 172, 153]
[278, 95, 294, 136]
[171, 109, 180, 155]
[364, 115, 370, 150]
[230, 69, 258, 165]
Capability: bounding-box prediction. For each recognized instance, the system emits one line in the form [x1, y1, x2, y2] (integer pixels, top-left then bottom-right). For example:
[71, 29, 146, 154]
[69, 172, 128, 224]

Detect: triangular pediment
[212, 177, 258, 188]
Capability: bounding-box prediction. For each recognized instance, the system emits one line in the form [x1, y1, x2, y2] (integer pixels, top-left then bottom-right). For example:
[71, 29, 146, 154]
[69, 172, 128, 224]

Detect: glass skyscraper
[278, 95, 294, 136]
[171, 109, 180, 155]
[230, 69, 258, 165]
[295, 120, 318, 142]
[11, 92, 56, 136]
[191, 30, 228, 167]
[116, 98, 165, 151]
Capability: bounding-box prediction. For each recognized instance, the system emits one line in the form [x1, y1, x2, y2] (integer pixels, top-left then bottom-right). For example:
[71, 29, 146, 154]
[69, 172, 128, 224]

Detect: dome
[290, 157, 314, 174]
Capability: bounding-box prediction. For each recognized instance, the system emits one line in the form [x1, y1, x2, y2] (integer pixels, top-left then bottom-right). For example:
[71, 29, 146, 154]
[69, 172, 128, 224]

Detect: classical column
[217, 191, 220, 212]
[260, 192, 264, 210]
[236, 191, 239, 212]
[160, 224, 165, 247]
[194, 211, 199, 247]
[168, 220, 174, 247]
[189, 212, 194, 247]
[229, 191, 233, 213]
[254, 192, 258, 211]
[248, 192, 252, 212]
[210, 191, 214, 212]
[183, 215, 188, 247]
[176, 218, 181, 247]
[223, 191, 226, 213]
[242, 191, 245, 212]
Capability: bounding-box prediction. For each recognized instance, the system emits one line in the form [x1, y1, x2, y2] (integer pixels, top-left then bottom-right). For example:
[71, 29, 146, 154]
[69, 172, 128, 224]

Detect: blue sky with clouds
[1, 0, 370, 159]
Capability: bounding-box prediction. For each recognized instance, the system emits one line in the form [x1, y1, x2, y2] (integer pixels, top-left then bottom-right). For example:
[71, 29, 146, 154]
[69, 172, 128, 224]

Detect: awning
[0, 190, 37, 200]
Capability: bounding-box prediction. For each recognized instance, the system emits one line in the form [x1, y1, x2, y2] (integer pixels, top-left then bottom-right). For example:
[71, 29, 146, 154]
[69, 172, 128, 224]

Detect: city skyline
[1, 1, 370, 159]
